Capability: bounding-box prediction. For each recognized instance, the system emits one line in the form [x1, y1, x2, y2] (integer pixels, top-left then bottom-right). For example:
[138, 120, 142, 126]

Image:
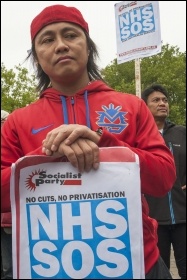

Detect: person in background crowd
[141, 84, 186, 279]
[1, 5, 176, 279]
[1, 110, 12, 279]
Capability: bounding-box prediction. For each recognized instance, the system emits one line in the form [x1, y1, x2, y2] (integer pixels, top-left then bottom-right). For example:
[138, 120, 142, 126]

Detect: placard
[10, 147, 144, 279]
[114, 1, 161, 63]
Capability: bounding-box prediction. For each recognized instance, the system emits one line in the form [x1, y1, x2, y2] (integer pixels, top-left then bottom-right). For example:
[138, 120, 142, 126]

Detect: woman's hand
[42, 124, 100, 153]
[42, 125, 100, 172]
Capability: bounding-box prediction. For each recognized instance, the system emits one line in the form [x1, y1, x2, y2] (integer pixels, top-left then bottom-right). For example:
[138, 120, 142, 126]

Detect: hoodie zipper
[60, 91, 91, 128]
[71, 97, 76, 123]
[167, 141, 176, 224]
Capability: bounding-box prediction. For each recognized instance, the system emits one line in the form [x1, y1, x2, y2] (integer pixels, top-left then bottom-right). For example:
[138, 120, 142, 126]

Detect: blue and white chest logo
[96, 103, 128, 134]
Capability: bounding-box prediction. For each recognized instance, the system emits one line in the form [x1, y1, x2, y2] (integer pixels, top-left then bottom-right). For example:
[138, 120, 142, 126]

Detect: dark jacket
[145, 120, 186, 225]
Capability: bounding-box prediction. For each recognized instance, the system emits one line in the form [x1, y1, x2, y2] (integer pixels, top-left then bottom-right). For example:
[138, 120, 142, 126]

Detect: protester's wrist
[95, 128, 103, 137]
[94, 128, 103, 144]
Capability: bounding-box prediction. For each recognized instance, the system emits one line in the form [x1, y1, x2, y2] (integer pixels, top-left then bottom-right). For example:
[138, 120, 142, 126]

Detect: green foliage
[101, 44, 186, 126]
[1, 44, 186, 125]
[1, 63, 38, 113]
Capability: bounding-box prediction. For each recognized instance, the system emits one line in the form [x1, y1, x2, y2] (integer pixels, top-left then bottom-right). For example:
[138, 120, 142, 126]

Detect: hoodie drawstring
[168, 142, 175, 224]
[60, 96, 69, 125]
[60, 90, 91, 128]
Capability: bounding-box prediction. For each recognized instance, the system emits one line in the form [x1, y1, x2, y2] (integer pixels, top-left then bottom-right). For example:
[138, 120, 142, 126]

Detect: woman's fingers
[73, 139, 97, 172]
[45, 138, 100, 173]
[83, 139, 100, 171]
[43, 126, 69, 152]
[42, 124, 96, 153]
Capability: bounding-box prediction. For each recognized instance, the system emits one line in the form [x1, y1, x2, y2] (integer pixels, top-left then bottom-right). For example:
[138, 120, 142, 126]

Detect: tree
[1, 63, 38, 113]
[101, 44, 186, 126]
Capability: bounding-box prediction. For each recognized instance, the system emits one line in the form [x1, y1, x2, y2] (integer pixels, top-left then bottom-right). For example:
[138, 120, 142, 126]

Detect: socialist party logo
[25, 170, 82, 191]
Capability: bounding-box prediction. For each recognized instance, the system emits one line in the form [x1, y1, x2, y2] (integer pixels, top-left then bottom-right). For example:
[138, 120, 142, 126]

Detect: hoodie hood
[39, 80, 114, 128]
[40, 80, 114, 101]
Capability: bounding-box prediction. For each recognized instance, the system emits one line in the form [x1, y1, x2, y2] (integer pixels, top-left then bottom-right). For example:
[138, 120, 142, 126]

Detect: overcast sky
[1, 1, 186, 72]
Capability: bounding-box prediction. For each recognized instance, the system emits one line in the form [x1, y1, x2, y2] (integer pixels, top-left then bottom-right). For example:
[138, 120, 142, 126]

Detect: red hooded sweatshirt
[1, 80, 176, 274]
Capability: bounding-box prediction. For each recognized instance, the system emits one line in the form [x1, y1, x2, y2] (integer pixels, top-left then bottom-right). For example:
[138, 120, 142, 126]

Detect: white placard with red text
[10, 147, 145, 279]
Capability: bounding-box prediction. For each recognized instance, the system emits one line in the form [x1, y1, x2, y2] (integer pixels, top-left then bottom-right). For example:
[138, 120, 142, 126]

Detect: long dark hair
[26, 31, 104, 93]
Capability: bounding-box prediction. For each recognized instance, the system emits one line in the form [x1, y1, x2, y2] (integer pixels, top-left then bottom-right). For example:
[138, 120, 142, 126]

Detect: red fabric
[1, 80, 176, 274]
[31, 4, 89, 40]
[1, 212, 12, 227]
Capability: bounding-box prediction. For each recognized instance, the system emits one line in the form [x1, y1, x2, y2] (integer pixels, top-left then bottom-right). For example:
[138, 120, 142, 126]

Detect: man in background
[141, 84, 186, 279]
[1, 110, 13, 279]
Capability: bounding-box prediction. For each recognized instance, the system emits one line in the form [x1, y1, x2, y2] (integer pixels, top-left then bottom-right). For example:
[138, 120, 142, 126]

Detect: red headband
[30, 4, 89, 40]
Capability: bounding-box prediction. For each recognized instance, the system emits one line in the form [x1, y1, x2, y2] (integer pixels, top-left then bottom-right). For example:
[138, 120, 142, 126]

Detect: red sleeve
[1, 118, 44, 213]
[1, 148, 44, 213]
